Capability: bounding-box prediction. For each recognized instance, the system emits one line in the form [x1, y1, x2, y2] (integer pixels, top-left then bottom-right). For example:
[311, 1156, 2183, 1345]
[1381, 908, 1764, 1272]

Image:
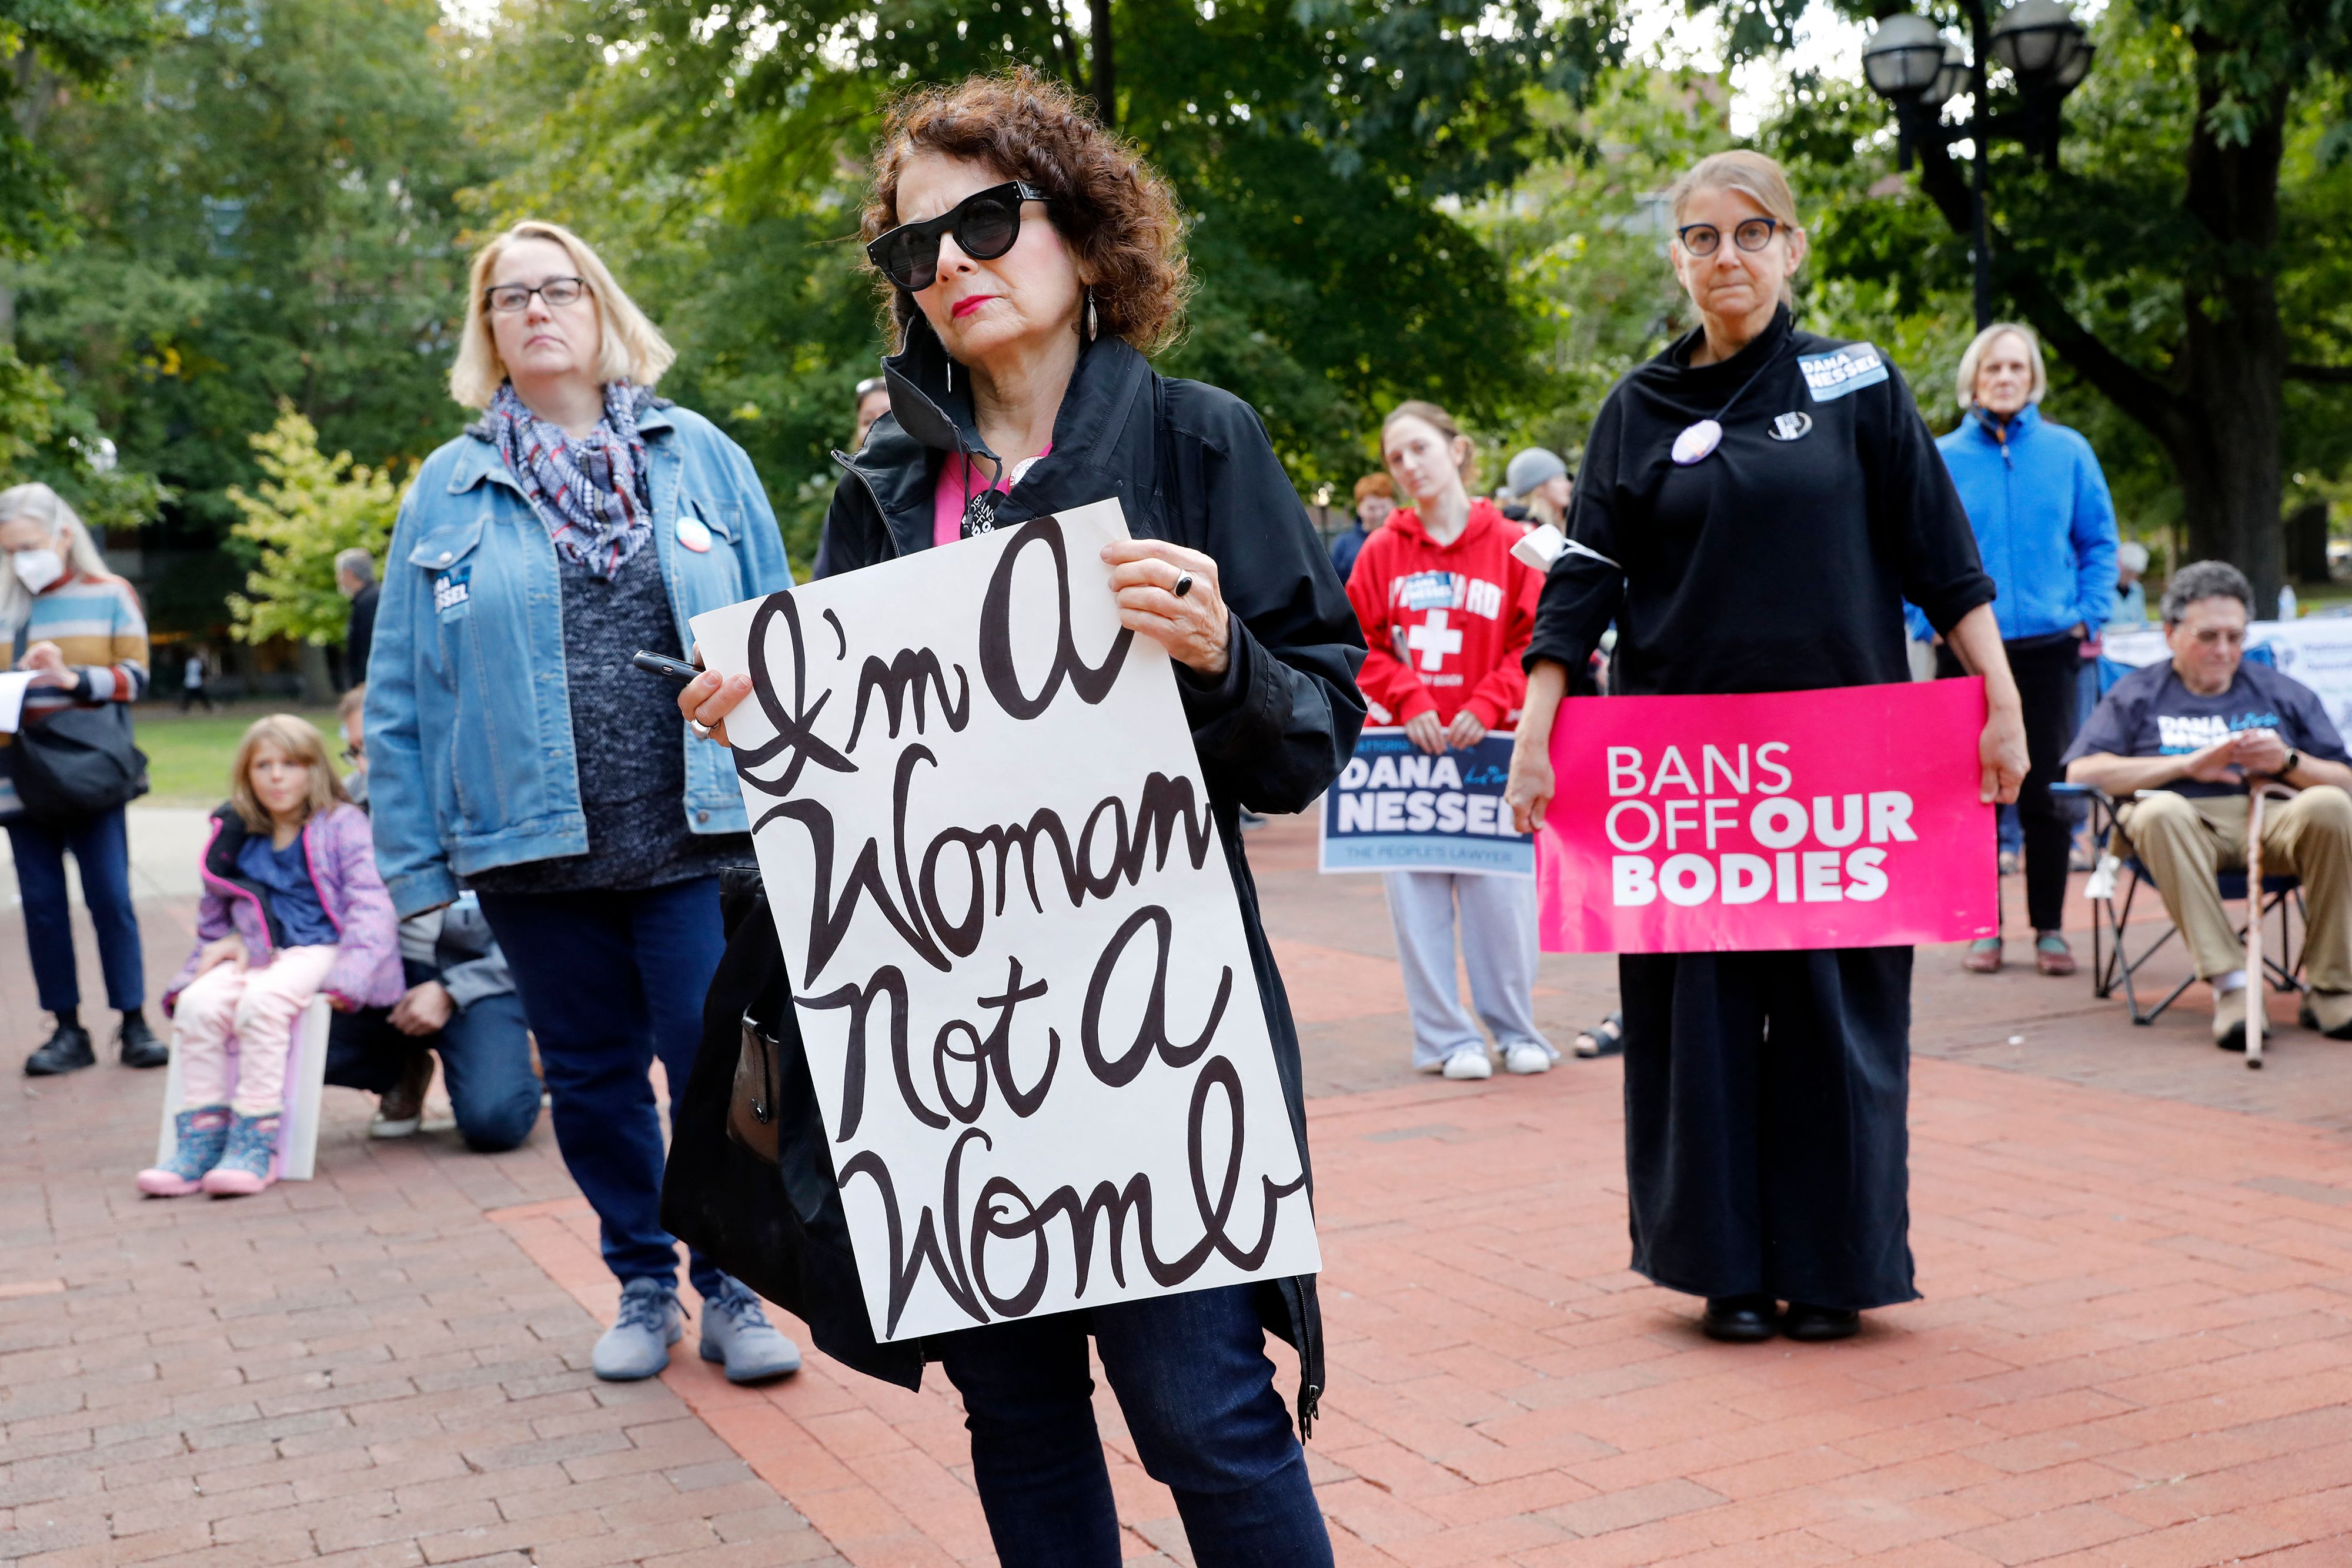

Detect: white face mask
[10, 546, 64, 594]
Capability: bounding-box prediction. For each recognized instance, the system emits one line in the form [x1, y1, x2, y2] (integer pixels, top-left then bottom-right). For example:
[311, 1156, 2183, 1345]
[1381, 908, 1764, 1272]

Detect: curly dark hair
[864, 68, 1190, 356]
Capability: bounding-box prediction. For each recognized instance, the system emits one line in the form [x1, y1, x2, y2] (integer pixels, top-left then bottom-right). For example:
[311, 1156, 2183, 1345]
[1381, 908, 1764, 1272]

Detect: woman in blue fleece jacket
[1919, 323, 2118, 976]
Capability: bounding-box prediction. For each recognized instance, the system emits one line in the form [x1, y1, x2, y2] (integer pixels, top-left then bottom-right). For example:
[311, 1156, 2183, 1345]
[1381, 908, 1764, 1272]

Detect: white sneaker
[1441, 1048, 1493, 1080]
[1504, 1043, 1555, 1075]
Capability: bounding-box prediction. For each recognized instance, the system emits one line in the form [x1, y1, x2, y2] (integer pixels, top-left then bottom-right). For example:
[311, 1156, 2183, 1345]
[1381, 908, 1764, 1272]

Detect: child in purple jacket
[139, 716, 402, 1197]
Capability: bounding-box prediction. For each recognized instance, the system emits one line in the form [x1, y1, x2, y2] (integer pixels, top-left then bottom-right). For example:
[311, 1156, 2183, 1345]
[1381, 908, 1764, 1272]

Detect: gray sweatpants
[1382, 870, 1556, 1069]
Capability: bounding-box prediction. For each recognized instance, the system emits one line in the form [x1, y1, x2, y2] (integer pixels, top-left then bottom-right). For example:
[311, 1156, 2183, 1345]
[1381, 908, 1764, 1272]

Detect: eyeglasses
[2187, 625, 2247, 648]
[482, 276, 590, 314]
[1677, 218, 1782, 258]
[866, 182, 1048, 293]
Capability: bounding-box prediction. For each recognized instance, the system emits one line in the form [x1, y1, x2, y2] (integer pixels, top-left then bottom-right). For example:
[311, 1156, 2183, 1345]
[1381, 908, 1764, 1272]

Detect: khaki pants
[2117, 786, 2352, 994]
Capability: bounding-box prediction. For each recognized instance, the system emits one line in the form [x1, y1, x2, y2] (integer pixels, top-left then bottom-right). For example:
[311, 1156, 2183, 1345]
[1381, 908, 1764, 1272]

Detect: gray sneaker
[593, 1278, 683, 1380]
[699, 1278, 802, 1383]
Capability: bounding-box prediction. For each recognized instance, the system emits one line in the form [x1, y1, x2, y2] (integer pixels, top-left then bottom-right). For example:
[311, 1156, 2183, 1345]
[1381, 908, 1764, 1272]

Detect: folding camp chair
[2054, 782, 2305, 1027]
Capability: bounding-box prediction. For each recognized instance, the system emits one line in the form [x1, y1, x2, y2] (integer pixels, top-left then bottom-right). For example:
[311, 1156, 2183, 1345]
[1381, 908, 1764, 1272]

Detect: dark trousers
[936, 1284, 1331, 1568]
[479, 877, 728, 1296]
[1941, 633, 2080, 932]
[325, 958, 543, 1152]
[1619, 947, 1919, 1312]
[9, 807, 144, 1014]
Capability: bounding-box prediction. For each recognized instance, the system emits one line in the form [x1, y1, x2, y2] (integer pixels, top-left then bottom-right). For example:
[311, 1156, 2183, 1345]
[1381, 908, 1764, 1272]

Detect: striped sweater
[2, 571, 149, 820]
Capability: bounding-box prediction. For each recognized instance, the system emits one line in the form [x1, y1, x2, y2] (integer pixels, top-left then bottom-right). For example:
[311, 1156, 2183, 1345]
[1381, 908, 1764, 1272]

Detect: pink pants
[172, 945, 338, 1116]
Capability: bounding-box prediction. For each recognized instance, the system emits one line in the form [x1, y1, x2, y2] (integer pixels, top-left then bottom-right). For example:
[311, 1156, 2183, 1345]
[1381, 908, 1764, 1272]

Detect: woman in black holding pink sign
[1502, 151, 2028, 1344]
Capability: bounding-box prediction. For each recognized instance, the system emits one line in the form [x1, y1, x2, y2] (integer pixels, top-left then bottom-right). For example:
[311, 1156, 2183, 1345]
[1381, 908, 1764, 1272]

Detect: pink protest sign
[1538, 680, 1996, 954]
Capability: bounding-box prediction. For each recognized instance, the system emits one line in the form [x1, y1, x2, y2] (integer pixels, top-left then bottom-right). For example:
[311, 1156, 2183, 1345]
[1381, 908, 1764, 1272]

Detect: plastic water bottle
[2280, 584, 2300, 621]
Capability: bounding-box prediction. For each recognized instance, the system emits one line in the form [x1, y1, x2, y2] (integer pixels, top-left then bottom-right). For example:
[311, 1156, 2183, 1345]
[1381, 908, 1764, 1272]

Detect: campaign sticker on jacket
[1538, 678, 1994, 952]
[1319, 729, 1531, 878]
[689, 497, 1320, 1343]
[1799, 343, 1889, 402]
[432, 563, 472, 616]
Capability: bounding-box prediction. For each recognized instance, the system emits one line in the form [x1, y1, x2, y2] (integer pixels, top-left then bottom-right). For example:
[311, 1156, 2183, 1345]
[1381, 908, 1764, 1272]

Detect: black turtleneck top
[1525, 306, 1993, 697]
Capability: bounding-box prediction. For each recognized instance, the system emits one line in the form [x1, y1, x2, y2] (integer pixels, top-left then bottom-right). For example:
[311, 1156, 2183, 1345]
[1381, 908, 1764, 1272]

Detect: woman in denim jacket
[363, 220, 801, 1385]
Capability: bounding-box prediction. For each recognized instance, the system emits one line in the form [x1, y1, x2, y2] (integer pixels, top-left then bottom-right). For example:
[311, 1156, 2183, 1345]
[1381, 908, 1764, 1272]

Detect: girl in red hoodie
[1347, 401, 1555, 1079]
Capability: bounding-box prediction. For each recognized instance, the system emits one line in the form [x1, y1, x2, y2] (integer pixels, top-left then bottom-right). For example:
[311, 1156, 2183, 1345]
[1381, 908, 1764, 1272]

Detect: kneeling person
[329, 686, 543, 1149]
[2063, 560, 2352, 1048]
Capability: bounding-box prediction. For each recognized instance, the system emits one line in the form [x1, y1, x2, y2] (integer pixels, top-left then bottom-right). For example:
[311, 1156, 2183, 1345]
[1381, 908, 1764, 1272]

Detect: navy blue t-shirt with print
[2063, 658, 2350, 799]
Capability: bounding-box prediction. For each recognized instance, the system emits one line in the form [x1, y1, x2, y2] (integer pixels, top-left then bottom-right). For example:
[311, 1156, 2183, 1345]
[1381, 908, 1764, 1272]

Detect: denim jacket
[363, 402, 794, 918]
[1906, 403, 2118, 645]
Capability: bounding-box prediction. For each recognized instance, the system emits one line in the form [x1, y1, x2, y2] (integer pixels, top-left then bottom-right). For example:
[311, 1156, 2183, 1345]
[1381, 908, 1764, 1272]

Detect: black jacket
[1526, 305, 1993, 696]
[345, 579, 379, 686]
[663, 319, 1367, 1436]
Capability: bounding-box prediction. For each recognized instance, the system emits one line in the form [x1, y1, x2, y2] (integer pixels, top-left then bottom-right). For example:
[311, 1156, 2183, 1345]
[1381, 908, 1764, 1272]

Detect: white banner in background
[690, 499, 1320, 1343]
[2106, 618, 2352, 736]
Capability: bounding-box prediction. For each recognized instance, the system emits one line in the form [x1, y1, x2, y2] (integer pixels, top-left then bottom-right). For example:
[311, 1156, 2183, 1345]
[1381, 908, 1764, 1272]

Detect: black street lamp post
[1862, 0, 2093, 330]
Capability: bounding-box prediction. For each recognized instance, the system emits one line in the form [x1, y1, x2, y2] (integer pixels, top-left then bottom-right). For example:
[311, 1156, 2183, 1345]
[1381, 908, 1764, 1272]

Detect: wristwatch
[2282, 748, 2301, 778]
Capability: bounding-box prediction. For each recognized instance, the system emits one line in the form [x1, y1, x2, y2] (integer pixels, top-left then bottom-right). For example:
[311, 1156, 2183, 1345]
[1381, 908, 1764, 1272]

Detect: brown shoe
[2033, 932, 2076, 977]
[1962, 937, 2003, 974]
[370, 1050, 433, 1138]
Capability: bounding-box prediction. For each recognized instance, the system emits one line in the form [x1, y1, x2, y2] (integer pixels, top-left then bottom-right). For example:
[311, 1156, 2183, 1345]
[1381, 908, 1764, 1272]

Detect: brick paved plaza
[6, 808, 2352, 1567]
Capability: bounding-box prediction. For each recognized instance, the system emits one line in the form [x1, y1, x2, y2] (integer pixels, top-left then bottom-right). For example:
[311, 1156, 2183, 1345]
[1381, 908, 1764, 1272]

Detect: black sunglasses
[867, 182, 1048, 293]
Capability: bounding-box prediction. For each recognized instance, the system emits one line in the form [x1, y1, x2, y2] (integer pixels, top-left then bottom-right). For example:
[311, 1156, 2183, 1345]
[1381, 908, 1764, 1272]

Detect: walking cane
[2243, 777, 2295, 1069]
[2244, 780, 2269, 1069]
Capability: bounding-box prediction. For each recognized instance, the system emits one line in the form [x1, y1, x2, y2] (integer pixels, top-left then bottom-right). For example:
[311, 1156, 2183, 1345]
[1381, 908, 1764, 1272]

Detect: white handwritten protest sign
[690, 500, 1321, 1343]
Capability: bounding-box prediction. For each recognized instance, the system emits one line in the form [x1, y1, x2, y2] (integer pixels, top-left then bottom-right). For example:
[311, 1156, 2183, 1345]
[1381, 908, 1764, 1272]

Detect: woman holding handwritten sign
[679, 70, 1364, 1568]
[1503, 152, 2029, 1345]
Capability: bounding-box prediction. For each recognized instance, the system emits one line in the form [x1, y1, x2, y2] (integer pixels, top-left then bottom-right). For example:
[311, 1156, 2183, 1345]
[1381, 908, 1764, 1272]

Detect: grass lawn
[131, 701, 343, 807]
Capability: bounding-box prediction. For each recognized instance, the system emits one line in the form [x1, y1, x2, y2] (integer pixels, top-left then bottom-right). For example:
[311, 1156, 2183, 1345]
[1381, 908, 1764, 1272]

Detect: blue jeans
[937, 1285, 1331, 1568]
[9, 807, 144, 1013]
[477, 878, 728, 1295]
[326, 959, 543, 1152]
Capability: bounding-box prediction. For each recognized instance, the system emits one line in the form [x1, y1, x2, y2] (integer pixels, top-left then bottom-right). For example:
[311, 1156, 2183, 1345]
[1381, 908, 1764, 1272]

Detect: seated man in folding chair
[2063, 560, 2352, 1050]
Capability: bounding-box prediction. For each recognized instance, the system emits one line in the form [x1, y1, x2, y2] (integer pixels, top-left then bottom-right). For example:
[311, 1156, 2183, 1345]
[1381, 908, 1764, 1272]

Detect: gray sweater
[465, 533, 750, 896]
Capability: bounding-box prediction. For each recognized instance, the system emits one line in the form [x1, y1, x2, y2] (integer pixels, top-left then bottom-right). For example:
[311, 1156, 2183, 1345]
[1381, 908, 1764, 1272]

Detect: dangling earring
[946, 359, 954, 393]
[1085, 287, 1098, 344]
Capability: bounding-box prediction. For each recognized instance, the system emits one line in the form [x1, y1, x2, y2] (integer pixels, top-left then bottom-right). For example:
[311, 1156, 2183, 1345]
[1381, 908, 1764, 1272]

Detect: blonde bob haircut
[1665, 150, 1806, 305]
[229, 714, 349, 835]
[447, 220, 676, 410]
[1954, 321, 2048, 413]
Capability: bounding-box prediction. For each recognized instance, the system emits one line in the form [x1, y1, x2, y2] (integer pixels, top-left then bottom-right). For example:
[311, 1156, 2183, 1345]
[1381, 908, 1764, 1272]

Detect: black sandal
[1573, 1012, 1625, 1058]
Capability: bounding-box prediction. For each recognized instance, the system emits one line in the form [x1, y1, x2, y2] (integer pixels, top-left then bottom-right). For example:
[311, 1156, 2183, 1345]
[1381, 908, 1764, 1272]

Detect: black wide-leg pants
[1617, 946, 1920, 1312]
[1939, 633, 2082, 934]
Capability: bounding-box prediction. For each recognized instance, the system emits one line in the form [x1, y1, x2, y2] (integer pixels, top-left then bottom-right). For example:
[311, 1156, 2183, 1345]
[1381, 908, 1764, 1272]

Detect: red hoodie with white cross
[1344, 497, 1541, 730]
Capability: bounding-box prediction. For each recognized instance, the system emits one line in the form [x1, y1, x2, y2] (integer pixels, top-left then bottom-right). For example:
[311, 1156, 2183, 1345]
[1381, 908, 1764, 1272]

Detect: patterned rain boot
[201, 1111, 282, 1196]
[137, 1106, 233, 1196]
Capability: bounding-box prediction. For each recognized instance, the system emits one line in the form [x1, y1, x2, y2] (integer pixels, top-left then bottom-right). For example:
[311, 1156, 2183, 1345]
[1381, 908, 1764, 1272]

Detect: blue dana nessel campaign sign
[1318, 729, 1533, 877]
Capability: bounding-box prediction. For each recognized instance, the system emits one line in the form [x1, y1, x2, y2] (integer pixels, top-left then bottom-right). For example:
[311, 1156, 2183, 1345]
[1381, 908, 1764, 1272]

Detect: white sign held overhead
[689, 498, 1321, 1344]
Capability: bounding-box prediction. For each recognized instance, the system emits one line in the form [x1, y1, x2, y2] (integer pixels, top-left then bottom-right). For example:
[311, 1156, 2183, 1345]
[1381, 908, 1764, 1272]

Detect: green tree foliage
[0, 0, 158, 259]
[1464, 71, 1739, 472]
[224, 406, 399, 647]
[466, 0, 1625, 560]
[20, 0, 489, 558]
[1728, 0, 2352, 603]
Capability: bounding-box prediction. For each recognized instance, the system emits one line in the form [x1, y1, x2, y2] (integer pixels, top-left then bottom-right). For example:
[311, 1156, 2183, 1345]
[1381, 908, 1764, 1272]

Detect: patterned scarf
[485, 381, 659, 580]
